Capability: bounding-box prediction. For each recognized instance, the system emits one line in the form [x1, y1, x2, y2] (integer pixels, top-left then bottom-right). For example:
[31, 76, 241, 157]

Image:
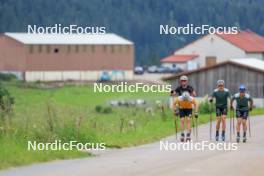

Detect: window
[119, 45, 122, 53]
[54, 48, 59, 53]
[103, 45, 107, 53]
[82, 45, 86, 52]
[67, 45, 71, 53]
[29, 45, 33, 54]
[91, 45, 95, 53]
[86, 45, 90, 53]
[38, 45, 42, 53]
[75, 45, 79, 53]
[47, 45, 51, 54]
[111, 45, 115, 53]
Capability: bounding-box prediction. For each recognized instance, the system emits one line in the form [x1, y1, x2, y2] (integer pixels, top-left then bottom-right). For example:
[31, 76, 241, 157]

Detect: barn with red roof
[161, 30, 264, 71]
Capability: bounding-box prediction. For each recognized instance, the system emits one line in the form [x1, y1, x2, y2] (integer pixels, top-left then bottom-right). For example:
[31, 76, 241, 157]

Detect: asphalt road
[1, 115, 264, 176]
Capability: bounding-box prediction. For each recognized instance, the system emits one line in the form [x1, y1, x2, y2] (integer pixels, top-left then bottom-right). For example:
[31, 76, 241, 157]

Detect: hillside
[0, 0, 263, 65]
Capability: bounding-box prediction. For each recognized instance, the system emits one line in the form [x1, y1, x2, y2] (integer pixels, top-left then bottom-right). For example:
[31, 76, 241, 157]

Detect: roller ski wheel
[236, 136, 240, 143]
[180, 137, 185, 142]
[215, 135, 219, 142]
[186, 137, 191, 142]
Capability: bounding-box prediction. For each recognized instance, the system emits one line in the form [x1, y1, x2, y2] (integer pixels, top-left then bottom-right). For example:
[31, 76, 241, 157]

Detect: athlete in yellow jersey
[173, 91, 199, 142]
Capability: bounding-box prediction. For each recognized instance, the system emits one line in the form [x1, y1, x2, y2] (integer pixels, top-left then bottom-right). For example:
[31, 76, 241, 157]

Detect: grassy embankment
[0, 81, 263, 169]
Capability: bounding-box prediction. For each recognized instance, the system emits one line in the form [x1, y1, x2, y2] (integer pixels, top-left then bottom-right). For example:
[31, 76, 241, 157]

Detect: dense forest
[0, 0, 264, 65]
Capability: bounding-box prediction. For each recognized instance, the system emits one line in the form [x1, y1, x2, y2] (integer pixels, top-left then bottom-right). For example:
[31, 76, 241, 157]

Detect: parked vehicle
[134, 66, 144, 74]
[157, 66, 171, 73]
[99, 71, 111, 82]
[170, 67, 183, 73]
[156, 66, 166, 73]
[147, 65, 158, 73]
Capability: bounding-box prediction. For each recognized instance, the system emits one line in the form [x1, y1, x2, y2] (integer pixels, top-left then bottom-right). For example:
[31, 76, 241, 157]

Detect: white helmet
[182, 91, 190, 101]
[180, 75, 188, 81]
[217, 80, 225, 86]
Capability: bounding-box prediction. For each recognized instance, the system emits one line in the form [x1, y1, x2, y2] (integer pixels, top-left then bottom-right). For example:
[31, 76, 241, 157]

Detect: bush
[0, 73, 17, 81]
[95, 105, 103, 113]
[95, 105, 112, 114]
[199, 97, 215, 114]
[102, 107, 112, 114]
[0, 86, 14, 112]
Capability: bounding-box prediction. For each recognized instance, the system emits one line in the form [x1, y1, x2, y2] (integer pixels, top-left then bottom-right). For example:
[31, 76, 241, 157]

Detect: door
[205, 56, 217, 67]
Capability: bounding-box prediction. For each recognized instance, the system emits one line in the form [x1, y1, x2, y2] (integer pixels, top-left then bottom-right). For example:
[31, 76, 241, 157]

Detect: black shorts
[179, 109, 192, 118]
[236, 110, 248, 119]
[216, 107, 227, 117]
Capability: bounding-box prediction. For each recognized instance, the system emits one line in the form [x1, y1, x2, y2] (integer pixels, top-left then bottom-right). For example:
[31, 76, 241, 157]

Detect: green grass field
[0, 81, 263, 169]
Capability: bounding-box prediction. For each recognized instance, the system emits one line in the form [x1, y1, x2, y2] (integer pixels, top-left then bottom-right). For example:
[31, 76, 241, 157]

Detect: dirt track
[1, 116, 264, 176]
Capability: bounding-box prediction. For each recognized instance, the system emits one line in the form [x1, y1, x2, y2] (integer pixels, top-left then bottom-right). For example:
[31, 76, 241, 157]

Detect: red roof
[217, 30, 264, 52]
[161, 54, 198, 63]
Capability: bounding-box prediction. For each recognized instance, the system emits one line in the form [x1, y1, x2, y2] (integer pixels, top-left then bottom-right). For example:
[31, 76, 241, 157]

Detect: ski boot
[243, 132, 247, 143]
[221, 131, 225, 141]
[236, 132, 240, 143]
[215, 130, 219, 141]
[180, 133, 185, 142]
[186, 133, 191, 142]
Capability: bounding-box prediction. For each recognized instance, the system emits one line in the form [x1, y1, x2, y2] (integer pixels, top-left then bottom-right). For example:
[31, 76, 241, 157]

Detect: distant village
[0, 30, 263, 101]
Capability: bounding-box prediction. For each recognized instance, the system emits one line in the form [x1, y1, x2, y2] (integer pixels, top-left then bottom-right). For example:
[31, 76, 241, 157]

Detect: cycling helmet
[239, 85, 246, 92]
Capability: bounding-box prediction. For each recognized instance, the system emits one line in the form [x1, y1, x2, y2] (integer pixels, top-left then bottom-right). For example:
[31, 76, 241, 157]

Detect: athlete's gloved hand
[194, 112, 198, 118]
[249, 106, 253, 111]
[209, 98, 213, 103]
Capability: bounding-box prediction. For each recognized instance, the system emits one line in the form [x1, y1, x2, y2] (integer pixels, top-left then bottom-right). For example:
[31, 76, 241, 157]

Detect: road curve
[1, 115, 264, 176]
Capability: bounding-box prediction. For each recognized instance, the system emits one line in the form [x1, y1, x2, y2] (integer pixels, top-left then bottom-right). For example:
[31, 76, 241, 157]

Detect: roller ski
[186, 133, 191, 142]
[180, 133, 185, 142]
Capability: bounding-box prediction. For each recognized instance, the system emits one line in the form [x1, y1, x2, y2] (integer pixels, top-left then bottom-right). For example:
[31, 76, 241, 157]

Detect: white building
[160, 54, 198, 71]
[161, 30, 264, 70]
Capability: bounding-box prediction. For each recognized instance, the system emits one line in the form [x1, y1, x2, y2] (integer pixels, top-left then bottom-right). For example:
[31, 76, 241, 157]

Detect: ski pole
[210, 107, 212, 141]
[192, 114, 195, 138]
[248, 112, 251, 138]
[173, 111, 178, 140]
[195, 116, 198, 141]
[229, 108, 232, 141]
[232, 109, 235, 135]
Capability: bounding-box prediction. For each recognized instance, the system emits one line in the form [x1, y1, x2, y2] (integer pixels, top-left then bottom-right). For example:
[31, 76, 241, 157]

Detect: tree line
[0, 0, 264, 65]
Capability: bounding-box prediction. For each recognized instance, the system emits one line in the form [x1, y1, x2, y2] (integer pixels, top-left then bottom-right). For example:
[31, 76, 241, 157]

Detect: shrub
[102, 107, 112, 114]
[0, 73, 17, 81]
[0, 86, 15, 112]
[18, 81, 41, 89]
[199, 97, 215, 114]
[95, 105, 103, 113]
[95, 106, 112, 114]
